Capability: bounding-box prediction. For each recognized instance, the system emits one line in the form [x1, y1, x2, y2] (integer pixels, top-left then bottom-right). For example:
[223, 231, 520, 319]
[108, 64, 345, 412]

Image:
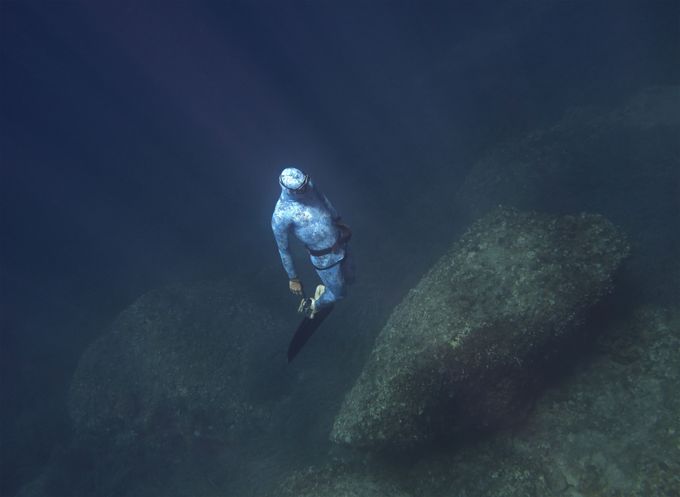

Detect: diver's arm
[315, 185, 351, 244]
[315, 187, 340, 221]
[271, 215, 298, 280]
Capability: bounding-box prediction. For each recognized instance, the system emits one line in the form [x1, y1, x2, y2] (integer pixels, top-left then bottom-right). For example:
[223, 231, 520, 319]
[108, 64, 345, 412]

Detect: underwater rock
[331, 207, 629, 450]
[457, 86, 680, 220]
[16, 280, 296, 497]
[66, 280, 289, 482]
[272, 306, 679, 497]
[455, 85, 680, 304]
[407, 306, 680, 497]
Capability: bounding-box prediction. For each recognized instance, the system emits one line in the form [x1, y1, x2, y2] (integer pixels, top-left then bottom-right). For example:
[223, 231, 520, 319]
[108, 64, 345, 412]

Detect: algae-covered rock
[408, 306, 680, 497]
[457, 86, 680, 220]
[456, 86, 680, 304]
[16, 280, 299, 497]
[69, 279, 287, 461]
[331, 208, 629, 450]
[271, 306, 679, 497]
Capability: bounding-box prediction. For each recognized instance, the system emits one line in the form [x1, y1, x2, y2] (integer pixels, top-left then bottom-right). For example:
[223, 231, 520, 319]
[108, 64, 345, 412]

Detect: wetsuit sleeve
[271, 213, 298, 280]
[316, 187, 340, 221]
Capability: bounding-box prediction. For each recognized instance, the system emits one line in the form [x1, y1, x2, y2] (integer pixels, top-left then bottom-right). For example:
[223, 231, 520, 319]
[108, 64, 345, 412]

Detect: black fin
[287, 304, 334, 362]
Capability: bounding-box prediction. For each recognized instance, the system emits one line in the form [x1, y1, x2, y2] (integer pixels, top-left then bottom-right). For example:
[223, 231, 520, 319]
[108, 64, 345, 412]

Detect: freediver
[271, 166, 354, 319]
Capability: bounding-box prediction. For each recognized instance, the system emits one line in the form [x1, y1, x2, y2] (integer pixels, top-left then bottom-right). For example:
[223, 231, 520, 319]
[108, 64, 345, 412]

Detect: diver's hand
[289, 278, 303, 296]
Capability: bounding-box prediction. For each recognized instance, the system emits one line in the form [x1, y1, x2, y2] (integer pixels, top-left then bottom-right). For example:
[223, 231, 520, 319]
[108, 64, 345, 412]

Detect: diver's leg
[314, 263, 346, 309]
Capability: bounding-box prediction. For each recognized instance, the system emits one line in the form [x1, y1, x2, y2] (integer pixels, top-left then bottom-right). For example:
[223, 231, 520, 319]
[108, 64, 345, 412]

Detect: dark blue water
[1, 1, 678, 495]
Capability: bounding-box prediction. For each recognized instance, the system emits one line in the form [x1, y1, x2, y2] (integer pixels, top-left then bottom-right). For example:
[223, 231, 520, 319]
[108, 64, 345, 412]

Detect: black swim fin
[287, 304, 334, 362]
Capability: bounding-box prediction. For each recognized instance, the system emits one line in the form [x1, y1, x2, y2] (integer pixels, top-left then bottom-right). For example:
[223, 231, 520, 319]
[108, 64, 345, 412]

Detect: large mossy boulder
[18, 280, 306, 497]
[407, 306, 680, 497]
[68, 280, 288, 465]
[331, 208, 629, 450]
[272, 306, 679, 497]
[455, 86, 680, 303]
[457, 86, 680, 220]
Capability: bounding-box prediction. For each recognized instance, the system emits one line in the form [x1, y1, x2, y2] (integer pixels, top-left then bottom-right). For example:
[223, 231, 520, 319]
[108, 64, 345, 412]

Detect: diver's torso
[285, 200, 337, 249]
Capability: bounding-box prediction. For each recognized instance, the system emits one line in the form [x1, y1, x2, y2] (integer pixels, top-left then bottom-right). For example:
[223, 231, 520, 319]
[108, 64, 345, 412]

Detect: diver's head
[279, 167, 310, 195]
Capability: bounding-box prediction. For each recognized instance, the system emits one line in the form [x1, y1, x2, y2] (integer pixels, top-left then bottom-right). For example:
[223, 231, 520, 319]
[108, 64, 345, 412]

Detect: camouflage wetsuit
[271, 168, 354, 309]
